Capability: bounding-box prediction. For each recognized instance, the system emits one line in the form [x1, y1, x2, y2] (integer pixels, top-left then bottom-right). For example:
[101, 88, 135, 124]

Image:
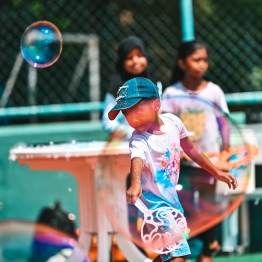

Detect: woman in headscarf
[102, 36, 150, 139]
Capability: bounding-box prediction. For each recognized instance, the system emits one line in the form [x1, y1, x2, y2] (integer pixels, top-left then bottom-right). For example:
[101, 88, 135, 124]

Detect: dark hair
[108, 36, 150, 97]
[170, 40, 209, 85]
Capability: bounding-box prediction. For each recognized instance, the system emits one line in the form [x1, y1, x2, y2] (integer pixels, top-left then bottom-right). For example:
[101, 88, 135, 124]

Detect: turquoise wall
[0, 121, 108, 226]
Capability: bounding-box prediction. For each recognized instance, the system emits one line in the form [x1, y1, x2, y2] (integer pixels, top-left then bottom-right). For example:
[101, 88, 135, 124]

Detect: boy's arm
[180, 136, 238, 190]
[126, 157, 143, 204]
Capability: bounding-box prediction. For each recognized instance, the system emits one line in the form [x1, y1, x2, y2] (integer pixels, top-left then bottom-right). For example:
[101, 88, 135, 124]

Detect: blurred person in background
[161, 40, 230, 262]
[102, 35, 158, 140]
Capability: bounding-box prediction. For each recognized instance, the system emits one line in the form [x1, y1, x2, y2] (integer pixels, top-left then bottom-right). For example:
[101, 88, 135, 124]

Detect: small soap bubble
[20, 21, 62, 68]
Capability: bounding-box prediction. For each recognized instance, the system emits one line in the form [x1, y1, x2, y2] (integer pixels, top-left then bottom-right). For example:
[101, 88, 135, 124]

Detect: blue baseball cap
[108, 77, 160, 120]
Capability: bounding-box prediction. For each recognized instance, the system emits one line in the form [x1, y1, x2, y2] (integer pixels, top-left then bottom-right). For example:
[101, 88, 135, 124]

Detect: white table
[9, 141, 151, 262]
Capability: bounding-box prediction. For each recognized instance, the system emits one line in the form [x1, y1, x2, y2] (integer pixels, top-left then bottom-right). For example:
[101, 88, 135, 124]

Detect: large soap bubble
[0, 221, 91, 261]
[20, 21, 62, 68]
[95, 94, 258, 256]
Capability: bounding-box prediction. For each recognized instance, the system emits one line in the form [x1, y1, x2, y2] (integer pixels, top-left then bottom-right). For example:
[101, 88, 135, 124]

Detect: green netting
[0, 0, 261, 111]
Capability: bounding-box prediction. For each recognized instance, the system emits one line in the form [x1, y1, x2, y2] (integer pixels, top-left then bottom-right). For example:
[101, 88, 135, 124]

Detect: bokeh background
[1, 0, 262, 111]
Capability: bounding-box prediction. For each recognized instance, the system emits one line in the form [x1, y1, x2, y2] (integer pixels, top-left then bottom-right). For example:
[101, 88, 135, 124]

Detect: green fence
[1, 0, 262, 116]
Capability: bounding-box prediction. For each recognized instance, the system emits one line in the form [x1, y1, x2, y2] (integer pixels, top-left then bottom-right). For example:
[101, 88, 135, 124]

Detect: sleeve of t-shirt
[175, 115, 189, 139]
[164, 113, 189, 139]
[129, 134, 147, 161]
[160, 87, 175, 113]
[214, 85, 229, 115]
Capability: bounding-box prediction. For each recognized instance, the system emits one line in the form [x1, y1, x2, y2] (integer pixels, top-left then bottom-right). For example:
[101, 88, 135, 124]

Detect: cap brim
[108, 110, 120, 120]
[108, 97, 142, 120]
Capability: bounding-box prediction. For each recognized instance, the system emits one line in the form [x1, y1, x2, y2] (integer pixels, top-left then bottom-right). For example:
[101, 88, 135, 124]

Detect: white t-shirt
[161, 81, 229, 155]
[129, 113, 188, 212]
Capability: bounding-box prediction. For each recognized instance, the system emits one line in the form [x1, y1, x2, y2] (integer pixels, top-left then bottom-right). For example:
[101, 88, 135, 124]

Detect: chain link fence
[0, 0, 262, 122]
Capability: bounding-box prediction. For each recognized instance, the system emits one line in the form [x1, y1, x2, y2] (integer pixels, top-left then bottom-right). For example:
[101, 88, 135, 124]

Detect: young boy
[108, 77, 237, 262]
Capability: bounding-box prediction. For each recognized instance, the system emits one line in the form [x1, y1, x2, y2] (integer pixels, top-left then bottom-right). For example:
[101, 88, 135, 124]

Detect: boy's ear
[154, 99, 161, 111]
[178, 59, 185, 71]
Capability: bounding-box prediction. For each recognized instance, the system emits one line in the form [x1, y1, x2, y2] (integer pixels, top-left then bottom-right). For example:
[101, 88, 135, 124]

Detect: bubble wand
[134, 198, 190, 254]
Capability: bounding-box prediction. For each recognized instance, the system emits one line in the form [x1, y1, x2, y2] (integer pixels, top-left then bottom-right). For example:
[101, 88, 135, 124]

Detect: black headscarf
[108, 36, 150, 97]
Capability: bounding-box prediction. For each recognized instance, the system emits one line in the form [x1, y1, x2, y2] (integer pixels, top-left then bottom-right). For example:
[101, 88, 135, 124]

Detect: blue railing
[0, 101, 104, 117]
[0, 92, 261, 122]
[225, 92, 262, 105]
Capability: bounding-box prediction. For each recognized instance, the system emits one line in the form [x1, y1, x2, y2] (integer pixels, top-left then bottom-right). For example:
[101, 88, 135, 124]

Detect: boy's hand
[214, 170, 238, 190]
[126, 182, 142, 204]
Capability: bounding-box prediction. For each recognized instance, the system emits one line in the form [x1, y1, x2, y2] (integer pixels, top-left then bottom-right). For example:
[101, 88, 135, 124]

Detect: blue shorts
[160, 239, 191, 261]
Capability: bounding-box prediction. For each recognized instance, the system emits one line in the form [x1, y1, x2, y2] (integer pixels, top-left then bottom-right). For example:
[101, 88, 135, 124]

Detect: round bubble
[20, 21, 62, 68]
[0, 221, 91, 261]
[95, 94, 259, 257]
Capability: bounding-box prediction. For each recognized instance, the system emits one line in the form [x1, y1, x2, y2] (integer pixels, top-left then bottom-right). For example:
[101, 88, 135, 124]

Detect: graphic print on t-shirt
[180, 108, 206, 141]
[155, 142, 180, 187]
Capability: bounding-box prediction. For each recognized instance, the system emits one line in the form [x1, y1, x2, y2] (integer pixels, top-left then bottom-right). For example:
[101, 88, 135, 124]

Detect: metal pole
[180, 0, 195, 42]
[88, 36, 100, 120]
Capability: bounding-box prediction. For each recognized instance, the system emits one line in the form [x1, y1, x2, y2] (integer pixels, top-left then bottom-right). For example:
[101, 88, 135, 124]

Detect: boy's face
[121, 99, 160, 133]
